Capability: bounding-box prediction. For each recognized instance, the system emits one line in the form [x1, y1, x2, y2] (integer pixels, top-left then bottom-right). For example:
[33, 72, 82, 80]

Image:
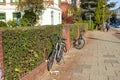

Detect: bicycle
[47, 35, 67, 71]
[73, 30, 85, 49]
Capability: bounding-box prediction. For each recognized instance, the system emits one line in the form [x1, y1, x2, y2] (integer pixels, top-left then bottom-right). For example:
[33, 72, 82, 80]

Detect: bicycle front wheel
[74, 38, 85, 49]
[47, 49, 56, 71]
[47, 55, 54, 71]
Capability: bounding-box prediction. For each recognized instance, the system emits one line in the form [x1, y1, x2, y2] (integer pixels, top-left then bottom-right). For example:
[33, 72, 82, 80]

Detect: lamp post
[102, 5, 106, 30]
[103, 5, 105, 25]
[90, 14, 91, 29]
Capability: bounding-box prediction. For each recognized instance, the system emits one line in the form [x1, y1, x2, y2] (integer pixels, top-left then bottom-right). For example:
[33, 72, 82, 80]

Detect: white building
[0, 0, 20, 23]
[113, 7, 120, 20]
[40, 0, 62, 25]
[0, 0, 62, 25]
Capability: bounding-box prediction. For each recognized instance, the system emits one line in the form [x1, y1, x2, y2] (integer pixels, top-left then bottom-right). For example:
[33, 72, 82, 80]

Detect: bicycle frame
[47, 35, 67, 71]
[52, 42, 59, 60]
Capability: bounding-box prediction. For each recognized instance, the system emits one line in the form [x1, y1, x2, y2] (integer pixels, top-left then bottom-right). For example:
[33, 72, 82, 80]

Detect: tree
[62, 4, 80, 24]
[110, 12, 117, 23]
[94, 0, 108, 30]
[17, 0, 44, 26]
[94, 0, 115, 30]
[107, 2, 116, 8]
[80, 0, 97, 20]
[73, 6, 81, 22]
[18, 0, 44, 14]
[20, 9, 38, 26]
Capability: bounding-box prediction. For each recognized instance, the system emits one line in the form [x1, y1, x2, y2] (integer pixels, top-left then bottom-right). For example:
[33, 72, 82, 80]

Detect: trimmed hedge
[2, 25, 62, 80]
[69, 24, 78, 40]
[69, 23, 88, 40]
[75, 20, 94, 30]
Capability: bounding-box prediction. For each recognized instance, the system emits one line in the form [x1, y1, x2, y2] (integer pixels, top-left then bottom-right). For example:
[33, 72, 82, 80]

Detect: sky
[108, 0, 120, 10]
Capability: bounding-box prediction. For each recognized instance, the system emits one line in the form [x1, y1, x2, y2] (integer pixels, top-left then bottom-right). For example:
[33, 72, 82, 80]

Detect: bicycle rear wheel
[74, 38, 85, 49]
[56, 48, 63, 63]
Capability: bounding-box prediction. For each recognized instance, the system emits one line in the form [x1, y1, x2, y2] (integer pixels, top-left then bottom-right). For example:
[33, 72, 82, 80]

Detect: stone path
[35, 30, 120, 80]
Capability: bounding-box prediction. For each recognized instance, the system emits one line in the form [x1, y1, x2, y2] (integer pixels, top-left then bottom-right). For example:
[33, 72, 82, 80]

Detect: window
[0, 13, 6, 22]
[13, 12, 21, 24]
[0, 0, 5, 4]
[51, 11, 54, 25]
[72, 0, 76, 6]
[11, 0, 19, 4]
[59, 13, 60, 24]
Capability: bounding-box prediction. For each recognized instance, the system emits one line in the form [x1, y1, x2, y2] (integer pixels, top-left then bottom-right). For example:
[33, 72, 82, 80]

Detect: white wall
[61, 0, 66, 2]
[40, 6, 62, 25]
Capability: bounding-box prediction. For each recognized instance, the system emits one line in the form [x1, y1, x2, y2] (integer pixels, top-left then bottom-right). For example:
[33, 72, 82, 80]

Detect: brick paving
[34, 30, 120, 80]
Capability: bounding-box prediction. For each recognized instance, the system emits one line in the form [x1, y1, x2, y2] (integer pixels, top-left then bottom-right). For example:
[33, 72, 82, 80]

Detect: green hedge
[0, 21, 7, 27]
[69, 24, 78, 40]
[69, 23, 88, 40]
[75, 20, 94, 30]
[2, 25, 62, 80]
[83, 20, 94, 30]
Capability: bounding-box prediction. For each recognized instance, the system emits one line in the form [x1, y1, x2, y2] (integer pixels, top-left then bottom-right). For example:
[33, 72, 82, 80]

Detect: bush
[20, 9, 38, 27]
[7, 20, 19, 28]
[69, 24, 78, 40]
[69, 23, 88, 40]
[83, 20, 95, 30]
[2, 25, 62, 80]
[62, 15, 75, 24]
[0, 21, 7, 27]
[75, 20, 94, 30]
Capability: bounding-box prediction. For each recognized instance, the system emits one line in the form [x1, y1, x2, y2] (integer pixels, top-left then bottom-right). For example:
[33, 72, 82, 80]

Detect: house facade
[113, 7, 120, 21]
[0, 0, 62, 25]
[0, 0, 20, 23]
[40, 0, 62, 25]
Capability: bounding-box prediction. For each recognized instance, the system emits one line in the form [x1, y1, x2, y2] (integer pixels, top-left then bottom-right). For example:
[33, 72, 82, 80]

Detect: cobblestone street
[35, 30, 120, 80]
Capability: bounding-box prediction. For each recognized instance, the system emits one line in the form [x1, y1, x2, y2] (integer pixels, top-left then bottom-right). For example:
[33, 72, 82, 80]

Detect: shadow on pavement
[116, 32, 120, 34]
[86, 37, 120, 44]
[113, 32, 120, 40]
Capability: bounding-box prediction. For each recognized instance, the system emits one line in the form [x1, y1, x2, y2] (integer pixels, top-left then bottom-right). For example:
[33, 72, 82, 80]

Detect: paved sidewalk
[35, 30, 120, 80]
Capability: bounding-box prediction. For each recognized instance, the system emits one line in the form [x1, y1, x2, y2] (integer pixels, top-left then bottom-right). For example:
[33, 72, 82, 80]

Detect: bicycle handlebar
[53, 35, 67, 41]
[59, 36, 67, 41]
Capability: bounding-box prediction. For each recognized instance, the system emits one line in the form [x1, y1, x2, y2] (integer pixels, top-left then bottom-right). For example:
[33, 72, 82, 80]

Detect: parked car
[110, 23, 120, 28]
[115, 23, 120, 28]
